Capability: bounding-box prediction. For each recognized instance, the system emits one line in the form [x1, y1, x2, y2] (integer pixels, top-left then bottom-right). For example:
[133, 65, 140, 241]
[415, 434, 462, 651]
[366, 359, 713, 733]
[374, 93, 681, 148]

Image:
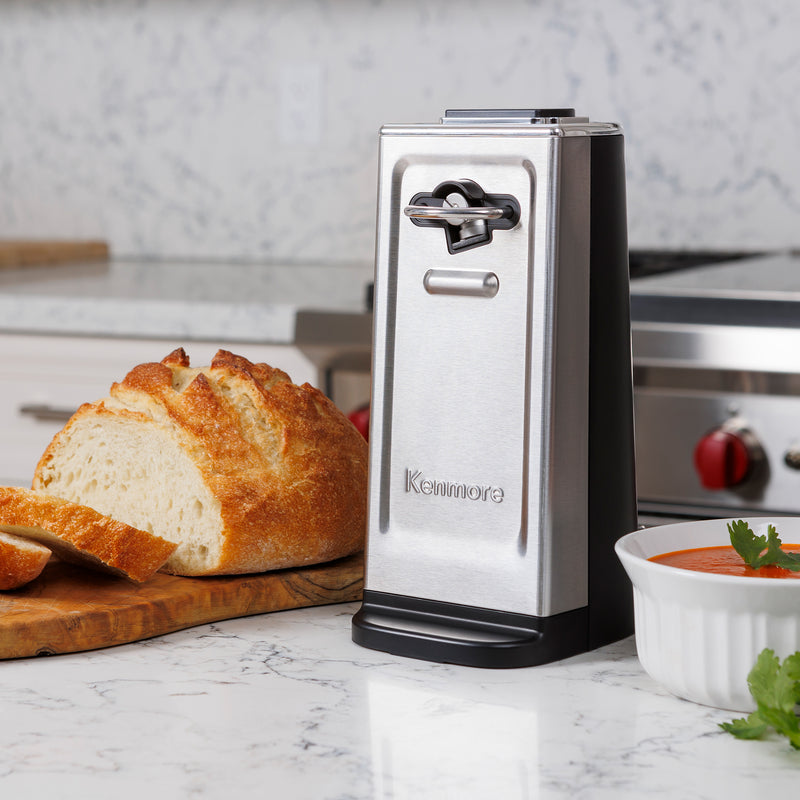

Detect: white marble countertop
[2, 601, 798, 799]
[0, 259, 373, 343]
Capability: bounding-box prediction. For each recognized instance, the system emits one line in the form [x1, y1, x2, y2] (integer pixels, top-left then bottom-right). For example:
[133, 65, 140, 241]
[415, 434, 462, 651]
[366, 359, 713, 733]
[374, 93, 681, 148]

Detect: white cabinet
[0, 335, 318, 487]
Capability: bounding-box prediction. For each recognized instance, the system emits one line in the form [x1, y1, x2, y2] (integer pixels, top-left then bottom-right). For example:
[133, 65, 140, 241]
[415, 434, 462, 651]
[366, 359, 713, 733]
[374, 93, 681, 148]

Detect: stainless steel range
[631, 251, 800, 523]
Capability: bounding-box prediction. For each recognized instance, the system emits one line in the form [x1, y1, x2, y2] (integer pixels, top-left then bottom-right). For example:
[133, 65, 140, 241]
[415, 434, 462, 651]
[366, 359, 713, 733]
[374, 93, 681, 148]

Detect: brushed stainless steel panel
[364, 130, 592, 617]
[635, 388, 800, 513]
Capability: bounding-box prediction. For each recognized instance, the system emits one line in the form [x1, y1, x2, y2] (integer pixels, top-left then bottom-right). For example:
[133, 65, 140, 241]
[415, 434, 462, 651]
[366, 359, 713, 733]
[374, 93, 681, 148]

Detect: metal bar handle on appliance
[403, 205, 506, 221]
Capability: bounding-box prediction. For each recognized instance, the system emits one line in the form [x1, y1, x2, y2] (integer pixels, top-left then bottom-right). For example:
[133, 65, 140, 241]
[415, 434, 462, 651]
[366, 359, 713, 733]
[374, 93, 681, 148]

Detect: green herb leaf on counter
[720, 649, 800, 749]
[719, 713, 768, 740]
[727, 520, 800, 571]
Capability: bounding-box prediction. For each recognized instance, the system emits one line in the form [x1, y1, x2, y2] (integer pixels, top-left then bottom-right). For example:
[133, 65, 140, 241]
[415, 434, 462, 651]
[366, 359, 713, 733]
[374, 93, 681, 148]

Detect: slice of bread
[0, 487, 178, 583]
[32, 348, 368, 576]
[0, 529, 51, 590]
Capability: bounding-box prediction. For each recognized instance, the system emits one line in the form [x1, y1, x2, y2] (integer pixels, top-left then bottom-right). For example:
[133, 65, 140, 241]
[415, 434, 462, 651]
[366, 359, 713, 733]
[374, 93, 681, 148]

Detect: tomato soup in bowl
[615, 518, 800, 712]
[651, 544, 800, 578]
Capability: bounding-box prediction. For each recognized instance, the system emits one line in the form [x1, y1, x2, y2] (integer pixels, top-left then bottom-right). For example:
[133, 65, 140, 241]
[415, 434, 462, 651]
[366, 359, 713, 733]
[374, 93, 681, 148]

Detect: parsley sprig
[721, 649, 800, 749]
[727, 520, 800, 571]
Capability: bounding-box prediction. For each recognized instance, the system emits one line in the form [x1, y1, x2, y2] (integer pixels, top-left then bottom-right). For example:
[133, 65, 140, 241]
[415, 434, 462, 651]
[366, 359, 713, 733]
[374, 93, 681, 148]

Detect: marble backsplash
[1, 0, 798, 263]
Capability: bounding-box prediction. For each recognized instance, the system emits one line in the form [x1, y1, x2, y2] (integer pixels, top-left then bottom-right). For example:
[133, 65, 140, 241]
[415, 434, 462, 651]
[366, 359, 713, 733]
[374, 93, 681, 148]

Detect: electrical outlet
[279, 62, 324, 146]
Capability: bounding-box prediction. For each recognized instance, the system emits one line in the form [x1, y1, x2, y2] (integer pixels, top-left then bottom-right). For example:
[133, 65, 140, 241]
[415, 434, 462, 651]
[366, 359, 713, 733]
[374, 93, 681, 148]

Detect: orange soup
[650, 545, 800, 578]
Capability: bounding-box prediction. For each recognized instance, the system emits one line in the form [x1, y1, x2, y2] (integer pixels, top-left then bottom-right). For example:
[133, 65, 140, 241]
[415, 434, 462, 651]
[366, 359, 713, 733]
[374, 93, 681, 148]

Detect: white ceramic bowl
[615, 517, 800, 712]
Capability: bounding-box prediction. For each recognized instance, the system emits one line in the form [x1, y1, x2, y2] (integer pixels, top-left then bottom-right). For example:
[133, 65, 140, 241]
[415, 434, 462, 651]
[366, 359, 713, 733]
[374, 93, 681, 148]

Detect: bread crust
[0, 530, 51, 590]
[33, 348, 368, 576]
[0, 487, 177, 583]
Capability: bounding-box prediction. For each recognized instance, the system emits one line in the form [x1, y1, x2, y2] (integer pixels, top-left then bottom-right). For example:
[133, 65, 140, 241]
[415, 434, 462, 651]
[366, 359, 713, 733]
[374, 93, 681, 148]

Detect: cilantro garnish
[727, 520, 800, 571]
[721, 649, 800, 749]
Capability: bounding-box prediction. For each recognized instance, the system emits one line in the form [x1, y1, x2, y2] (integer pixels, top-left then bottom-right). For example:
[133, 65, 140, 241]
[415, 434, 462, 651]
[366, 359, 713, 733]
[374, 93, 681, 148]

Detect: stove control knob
[784, 447, 800, 470]
[693, 426, 759, 490]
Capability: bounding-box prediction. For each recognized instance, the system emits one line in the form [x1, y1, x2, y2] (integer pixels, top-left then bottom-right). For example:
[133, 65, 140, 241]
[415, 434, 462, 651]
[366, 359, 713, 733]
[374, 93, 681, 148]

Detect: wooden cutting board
[0, 239, 109, 268]
[0, 552, 363, 659]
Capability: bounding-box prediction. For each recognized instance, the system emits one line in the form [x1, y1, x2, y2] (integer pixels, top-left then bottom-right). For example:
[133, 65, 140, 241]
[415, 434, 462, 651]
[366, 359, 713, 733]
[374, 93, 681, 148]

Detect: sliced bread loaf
[0, 487, 177, 583]
[0, 529, 51, 590]
[32, 348, 368, 576]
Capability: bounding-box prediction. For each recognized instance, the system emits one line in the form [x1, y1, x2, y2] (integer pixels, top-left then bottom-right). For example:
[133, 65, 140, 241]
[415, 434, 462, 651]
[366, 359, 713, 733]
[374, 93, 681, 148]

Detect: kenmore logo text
[405, 469, 504, 503]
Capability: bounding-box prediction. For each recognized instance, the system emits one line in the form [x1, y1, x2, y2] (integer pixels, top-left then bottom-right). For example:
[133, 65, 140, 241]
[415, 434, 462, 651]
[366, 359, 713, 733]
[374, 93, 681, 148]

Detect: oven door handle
[19, 403, 77, 423]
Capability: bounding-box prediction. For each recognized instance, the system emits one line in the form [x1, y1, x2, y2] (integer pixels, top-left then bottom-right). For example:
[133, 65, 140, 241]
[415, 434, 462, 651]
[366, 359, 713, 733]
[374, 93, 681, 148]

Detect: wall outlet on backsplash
[279, 62, 324, 147]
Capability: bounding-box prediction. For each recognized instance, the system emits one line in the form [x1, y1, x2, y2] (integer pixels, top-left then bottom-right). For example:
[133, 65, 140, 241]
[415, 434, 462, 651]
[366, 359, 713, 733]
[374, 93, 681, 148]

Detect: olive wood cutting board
[0, 239, 109, 267]
[0, 552, 363, 659]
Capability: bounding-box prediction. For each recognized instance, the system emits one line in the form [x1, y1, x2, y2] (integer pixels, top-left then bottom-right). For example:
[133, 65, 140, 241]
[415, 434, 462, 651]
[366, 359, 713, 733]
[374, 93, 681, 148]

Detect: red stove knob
[693, 427, 754, 490]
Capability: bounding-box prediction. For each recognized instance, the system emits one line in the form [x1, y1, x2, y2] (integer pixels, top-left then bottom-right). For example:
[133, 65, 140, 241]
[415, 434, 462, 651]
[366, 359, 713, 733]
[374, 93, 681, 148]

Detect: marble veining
[1, 0, 799, 264]
[1, 603, 799, 799]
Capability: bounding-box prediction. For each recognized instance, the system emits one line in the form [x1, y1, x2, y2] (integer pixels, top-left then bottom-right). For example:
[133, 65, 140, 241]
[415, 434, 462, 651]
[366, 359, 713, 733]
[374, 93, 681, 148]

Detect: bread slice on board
[32, 348, 368, 576]
[0, 487, 177, 583]
[0, 529, 52, 590]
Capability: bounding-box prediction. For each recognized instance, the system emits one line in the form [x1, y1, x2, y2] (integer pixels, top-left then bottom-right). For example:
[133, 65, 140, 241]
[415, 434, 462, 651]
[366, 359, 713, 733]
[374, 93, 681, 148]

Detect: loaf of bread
[0, 528, 51, 590]
[32, 348, 368, 576]
[0, 487, 177, 583]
